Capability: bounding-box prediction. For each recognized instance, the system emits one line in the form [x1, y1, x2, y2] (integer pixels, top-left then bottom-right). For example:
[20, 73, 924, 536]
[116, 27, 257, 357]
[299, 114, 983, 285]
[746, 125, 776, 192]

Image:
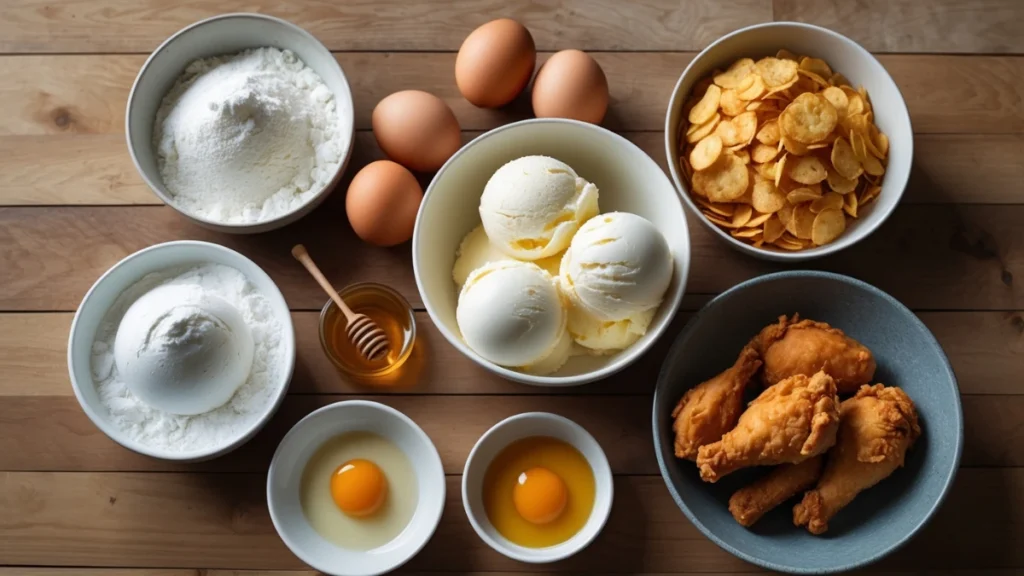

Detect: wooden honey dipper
[291, 244, 390, 362]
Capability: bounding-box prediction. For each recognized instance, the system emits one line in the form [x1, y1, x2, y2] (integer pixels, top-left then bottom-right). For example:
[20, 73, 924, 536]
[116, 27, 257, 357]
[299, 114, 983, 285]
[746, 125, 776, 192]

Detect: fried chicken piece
[672, 346, 762, 460]
[793, 384, 921, 535]
[729, 455, 825, 527]
[696, 371, 840, 483]
[749, 314, 876, 395]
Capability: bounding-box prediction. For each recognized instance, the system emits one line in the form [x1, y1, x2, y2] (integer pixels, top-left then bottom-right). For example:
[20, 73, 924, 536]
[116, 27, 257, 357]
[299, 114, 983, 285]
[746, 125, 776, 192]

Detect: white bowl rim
[460, 411, 614, 563]
[266, 399, 446, 576]
[125, 12, 355, 230]
[66, 240, 296, 461]
[663, 21, 914, 262]
[413, 117, 690, 386]
[651, 269, 964, 574]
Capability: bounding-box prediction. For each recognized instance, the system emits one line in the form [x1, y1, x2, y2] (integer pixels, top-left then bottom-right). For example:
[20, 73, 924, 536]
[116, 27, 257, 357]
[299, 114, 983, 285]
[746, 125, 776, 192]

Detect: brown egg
[455, 18, 536, 108]
[531, 50, 609, 124]
[345, 160, 423, 247]
[372, 90, 461, 172]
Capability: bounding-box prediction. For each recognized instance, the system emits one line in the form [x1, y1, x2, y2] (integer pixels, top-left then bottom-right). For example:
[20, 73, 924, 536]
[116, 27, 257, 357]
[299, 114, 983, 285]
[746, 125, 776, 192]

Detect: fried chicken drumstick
[729, 455, 825, 527]
[749, 315, 876, 395]
[697, 371, 840, 482]
[672, 346, 762, 460]
[793, 384, 921, 535]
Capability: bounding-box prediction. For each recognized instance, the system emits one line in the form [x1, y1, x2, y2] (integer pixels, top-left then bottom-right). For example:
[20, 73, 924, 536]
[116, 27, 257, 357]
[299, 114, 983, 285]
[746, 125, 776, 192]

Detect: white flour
[154, 48, 348, 224]
[90, 263, 286, 453]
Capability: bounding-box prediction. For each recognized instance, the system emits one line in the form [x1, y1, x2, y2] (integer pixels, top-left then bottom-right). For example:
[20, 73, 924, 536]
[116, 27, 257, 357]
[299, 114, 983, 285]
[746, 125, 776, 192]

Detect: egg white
[300, 431, 418, 550]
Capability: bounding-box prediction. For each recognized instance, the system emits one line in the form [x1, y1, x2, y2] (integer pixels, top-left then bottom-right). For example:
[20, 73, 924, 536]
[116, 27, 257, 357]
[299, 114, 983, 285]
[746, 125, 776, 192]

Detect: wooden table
[1, 1, 1022, 574]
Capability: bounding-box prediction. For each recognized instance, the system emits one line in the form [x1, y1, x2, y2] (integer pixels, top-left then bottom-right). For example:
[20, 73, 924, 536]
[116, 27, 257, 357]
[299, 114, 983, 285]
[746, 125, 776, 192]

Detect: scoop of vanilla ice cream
[457, 260, 567, 368]
[479, 156, 599, 261]
[560, 212, 673, 322]
[113, 284, 254, 415]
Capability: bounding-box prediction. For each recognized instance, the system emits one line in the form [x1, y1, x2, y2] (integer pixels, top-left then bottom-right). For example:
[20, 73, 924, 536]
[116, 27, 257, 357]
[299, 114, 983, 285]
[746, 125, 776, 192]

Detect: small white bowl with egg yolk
[462, 412, 614, 563]
[267, 400, 445, 576]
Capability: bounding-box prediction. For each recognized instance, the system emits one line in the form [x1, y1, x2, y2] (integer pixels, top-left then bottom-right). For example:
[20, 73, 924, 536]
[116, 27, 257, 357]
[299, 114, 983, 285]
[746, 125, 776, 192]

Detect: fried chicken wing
[793, 384, 921, 535]
[672, 346, 762, 460]
[728, 455, 824, 527]
[750, 314, 876, 395]
[696, 371, 840, 482]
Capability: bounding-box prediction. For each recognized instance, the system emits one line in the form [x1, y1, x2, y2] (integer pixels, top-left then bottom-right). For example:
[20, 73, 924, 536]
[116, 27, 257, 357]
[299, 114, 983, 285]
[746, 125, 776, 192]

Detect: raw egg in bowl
[462, 412, 613, 563]
[267, 400, 444, 576]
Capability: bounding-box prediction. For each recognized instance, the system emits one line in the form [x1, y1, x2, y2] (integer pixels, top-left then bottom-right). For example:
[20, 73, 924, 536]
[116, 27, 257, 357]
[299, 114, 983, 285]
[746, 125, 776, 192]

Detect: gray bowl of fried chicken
[652, 270, 962, 574]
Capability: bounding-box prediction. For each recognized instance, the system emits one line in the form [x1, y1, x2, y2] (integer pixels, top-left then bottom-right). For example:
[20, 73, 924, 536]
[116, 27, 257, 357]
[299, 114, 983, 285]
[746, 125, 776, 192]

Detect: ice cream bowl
[126, 13, 355, 233]
[67, 240, 295, 462]
[413, 118, 690, 386]
[664, 22, 913, 261]
[462, 412, 614, 563]
[267, 400, 445, 576]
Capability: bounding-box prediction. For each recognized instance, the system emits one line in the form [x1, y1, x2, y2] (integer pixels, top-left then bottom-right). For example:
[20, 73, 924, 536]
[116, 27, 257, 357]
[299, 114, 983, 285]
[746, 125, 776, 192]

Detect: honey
[319, 283, 416, 378]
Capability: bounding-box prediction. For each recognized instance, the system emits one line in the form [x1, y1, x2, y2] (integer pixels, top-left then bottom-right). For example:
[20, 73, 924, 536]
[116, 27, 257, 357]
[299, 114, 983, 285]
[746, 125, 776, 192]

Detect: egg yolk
[513, 467, 568, 524]
[330, 459, 387, 517]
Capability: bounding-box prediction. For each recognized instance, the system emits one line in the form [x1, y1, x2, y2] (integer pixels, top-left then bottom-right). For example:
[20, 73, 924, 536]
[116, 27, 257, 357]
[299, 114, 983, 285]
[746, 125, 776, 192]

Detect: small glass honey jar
[319, 283, 416, 378]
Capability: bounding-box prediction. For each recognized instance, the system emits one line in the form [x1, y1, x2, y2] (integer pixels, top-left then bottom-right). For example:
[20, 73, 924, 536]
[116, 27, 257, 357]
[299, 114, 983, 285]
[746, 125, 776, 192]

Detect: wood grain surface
[0, 0, 1020, 573]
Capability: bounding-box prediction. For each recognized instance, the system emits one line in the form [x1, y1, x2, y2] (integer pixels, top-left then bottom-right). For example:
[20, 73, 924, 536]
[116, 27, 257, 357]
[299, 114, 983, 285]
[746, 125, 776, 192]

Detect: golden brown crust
[696, 370, 840, 482]
[793, 384, 921, 535]
[672, 346, 761, 460]
[729, 455, 824, 527]
[752, 314, 876, 394]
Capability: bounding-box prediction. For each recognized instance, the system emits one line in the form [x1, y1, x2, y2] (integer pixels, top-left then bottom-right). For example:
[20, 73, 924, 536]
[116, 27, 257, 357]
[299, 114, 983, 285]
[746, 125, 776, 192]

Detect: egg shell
[456, 18, 536, 108]
[345, 160, 423, 247]
[372, 90, 462, 172]
[531, 50, 609, 124]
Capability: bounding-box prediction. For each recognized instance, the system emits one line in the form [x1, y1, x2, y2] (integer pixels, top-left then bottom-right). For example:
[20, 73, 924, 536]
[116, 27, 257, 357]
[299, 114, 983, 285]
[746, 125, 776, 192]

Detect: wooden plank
[1, 570, 1020, 576]
[0, 395, 649, 474]
[0, 571, 193, 576]
[0, 204, 1020, 312]
[2, 54, 1022, 135]
[4, 311, 1020, 397]
[774, 0, 1024, 54]
[0, 393, 1017, 473]
[2, 132, 1022, 206]
[905, 135, 1024, 204]
[0, 0, 771, 54]
[0, 470, 1019, 571]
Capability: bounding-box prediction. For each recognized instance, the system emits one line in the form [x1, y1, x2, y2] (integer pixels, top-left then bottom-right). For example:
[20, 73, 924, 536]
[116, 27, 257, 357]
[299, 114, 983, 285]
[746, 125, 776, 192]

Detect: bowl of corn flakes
[664, 22, 912, 261]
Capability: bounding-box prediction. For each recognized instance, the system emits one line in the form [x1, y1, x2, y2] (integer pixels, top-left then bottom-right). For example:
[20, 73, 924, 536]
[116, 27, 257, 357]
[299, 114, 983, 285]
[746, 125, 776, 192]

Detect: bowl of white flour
[68, 241, 295, 462]
[126, 14, 355, 233]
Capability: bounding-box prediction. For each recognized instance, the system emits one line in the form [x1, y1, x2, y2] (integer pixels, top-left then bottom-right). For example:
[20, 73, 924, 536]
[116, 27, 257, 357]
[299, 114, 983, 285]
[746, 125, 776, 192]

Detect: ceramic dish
[67, 240, 295, 462]
[652, 271, 962, 573]
[267, 400, 445, 576]
[413, 118, 690, 386]
[462, 412, 613, 563]
[126, 13, 355, 233]
[664, 22, 913, 261]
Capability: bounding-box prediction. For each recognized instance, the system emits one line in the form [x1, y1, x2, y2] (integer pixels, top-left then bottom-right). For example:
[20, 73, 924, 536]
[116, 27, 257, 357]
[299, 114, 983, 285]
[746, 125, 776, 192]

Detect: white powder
[90, 263, 286, 453]
[154, 48, 348, 224]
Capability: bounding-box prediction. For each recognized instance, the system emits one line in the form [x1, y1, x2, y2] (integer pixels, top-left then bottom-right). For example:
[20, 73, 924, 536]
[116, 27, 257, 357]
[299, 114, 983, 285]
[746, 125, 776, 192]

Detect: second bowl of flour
[127, 13, 355, 233]
[68, 241, 296, 462]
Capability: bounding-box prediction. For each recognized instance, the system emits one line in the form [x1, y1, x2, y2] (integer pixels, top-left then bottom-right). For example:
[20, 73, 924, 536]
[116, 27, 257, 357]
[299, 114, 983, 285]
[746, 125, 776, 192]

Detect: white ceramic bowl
[664, 22, 913, 261]
[67, 240, 295, 462]
[461, 412, 614, 563]
[267, 400, 445, 576]
[413, 118, 690, 386]
[126, 13, 355, 233]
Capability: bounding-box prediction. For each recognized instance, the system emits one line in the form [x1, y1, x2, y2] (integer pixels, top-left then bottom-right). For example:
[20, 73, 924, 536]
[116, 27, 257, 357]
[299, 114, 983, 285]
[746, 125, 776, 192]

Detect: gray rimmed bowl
[652, 271, 962, 574]
[126, 13, 355, 233]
